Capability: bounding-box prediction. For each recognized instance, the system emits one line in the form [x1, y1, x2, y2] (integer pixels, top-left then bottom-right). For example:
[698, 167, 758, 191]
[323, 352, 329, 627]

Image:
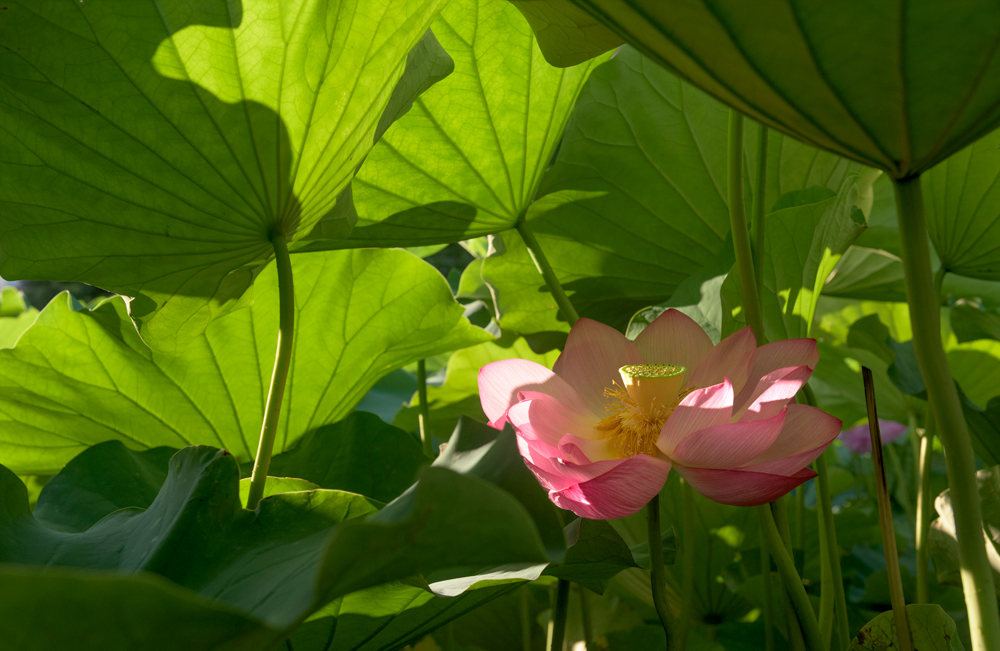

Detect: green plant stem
[815, 451, 850, 647]
[648, 494, 674, 649]
[803, 384, 851, 647]
[816, 483, 834, 651]
[862, 367, 914, 651]
[916, 411, 936, 605]
[246, 233, 295, 510]
[795, 487, 805, 573]
[727, 109, 766, 343]
[752, 122, 769, 299]
[758, 504, 824, 651]
[521, 585, 533, 651]
[678, 481, 696, 651]
[547, 579, 570, 651]
[760, 529, 776, 651]
[579, 585, 593, 651]
[516, 216, 579, 326]
[417, 359, 432, 457]
[894, 177, 1000, 651]
[772, 498, 806, 650]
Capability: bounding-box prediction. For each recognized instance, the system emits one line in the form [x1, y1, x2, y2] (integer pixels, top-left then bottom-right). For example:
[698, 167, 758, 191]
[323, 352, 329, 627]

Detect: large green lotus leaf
[0, 441, 555, 650]
[722, 174, 874, 342]
[286, 581, 526, 651]
[9, 422, 561, 651]
[0, 567, 278, 651]
[514, 1, 1000, 179]
[342, 0, 606, 248]
[0, 248, 489, 475]
[0, 0, 448, 353]
[924, 128, 1000, 280]
[393, 336, 560, 436]
[479, 46, 735, 333]
[847, 604, 965, 650]
[479, 47, 872, 335]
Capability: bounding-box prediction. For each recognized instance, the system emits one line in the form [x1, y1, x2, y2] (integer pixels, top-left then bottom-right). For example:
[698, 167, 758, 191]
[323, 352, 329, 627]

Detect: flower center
[596, 364, 691, 458]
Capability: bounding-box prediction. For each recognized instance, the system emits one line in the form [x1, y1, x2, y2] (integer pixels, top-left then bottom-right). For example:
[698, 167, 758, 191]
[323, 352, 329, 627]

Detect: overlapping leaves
[511, 0, 1000, 178]
[0, 249, 489, 475]
[0, 0, 447, 352]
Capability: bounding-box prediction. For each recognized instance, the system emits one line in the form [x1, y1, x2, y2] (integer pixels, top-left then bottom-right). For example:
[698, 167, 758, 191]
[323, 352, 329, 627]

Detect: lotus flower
[838, 420, 907, 455]
[478, 310, 842, 519]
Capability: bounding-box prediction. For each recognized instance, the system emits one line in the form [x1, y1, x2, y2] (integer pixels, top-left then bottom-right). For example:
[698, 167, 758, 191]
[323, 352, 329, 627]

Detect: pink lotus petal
[671, 408, 787, 469]
[553, 318, 642, 408]
[479, 359, 593, 427]
[523, 454, 632, 493]
[633, 308, 714, 371]
[506, 394, 594, 447]
[733, 366, 812, 422]
[734, 339, 818, 410]
[674, 465, 816, 507]
[658, 378, 734, 455]
[689, 327, 756, 394]
[838, 419, 907, 454]
[549, 454, 672, 520]
[741, 404, 841, 473]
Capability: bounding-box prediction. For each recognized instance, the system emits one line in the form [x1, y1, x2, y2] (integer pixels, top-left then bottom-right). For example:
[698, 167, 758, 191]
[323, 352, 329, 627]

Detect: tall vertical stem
[648, 494, 675, 649]
[757, 504, 824, 651]
[816, 452, 850, 646]
[547, 579, 571, 651]
[417, 359, 432, 457]
[916, 412, 936, 604]
[517, 216, 579, 326]
[728, 110, 765, 343]
[246, 234, 296, 510]
[521, 585, 533, 651]
[760, 529, 776, 651]
[579, 584, 593, 651]
[752, 123, 770, 299]
[804, 385, 851, 646]
[678, 481, 696, 651]
[815, 486, 834, 651]
[894, 177, 1000, 651]
[863, 368, 913, 651]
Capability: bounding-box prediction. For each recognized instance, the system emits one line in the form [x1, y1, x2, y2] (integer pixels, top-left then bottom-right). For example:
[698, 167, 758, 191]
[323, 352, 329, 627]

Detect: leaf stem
[893, 177, 1000, 651]
[862, 367, 913, 651]
[516, 216, 579, 326]
[803, 384, 850, 646]
[648, 493, 675, 649]
[677, 481, 696, 651]
[547, 579, 571, 651]
[757, 503, 825, 651]
[760, 528, 776, 651]
[727, 109, 766, 343]
[916, 411, 935, 604]
[752, 122, 769, 299]
[417, 359, 432, 457]
[246, 233, 295, 510]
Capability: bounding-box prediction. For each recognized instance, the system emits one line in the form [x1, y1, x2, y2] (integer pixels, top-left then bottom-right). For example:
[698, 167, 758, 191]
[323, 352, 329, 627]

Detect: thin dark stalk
[863, 367, 913, 651]
[648, 494, 675, 649]
[547, 579, 570, 651]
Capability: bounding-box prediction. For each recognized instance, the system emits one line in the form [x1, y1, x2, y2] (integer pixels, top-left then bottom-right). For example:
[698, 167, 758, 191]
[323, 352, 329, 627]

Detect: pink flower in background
[478, 310, 842, 519]
[838, 420, 907, 454]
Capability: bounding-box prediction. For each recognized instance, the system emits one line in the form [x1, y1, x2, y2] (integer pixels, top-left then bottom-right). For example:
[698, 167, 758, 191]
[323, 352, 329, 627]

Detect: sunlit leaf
[848, 604, 965, 650]
[0, 0, 447, 352]
[925, 128, 1000, 280]
[0, 249, 489, 475]
[343, 0, 605, 248]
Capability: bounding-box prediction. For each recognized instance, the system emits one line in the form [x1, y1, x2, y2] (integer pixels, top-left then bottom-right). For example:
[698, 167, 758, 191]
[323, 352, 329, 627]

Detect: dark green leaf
[952, 303, 1000, 343]
[520, 1, 1000, 178]
[848, 604, 965, 650]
